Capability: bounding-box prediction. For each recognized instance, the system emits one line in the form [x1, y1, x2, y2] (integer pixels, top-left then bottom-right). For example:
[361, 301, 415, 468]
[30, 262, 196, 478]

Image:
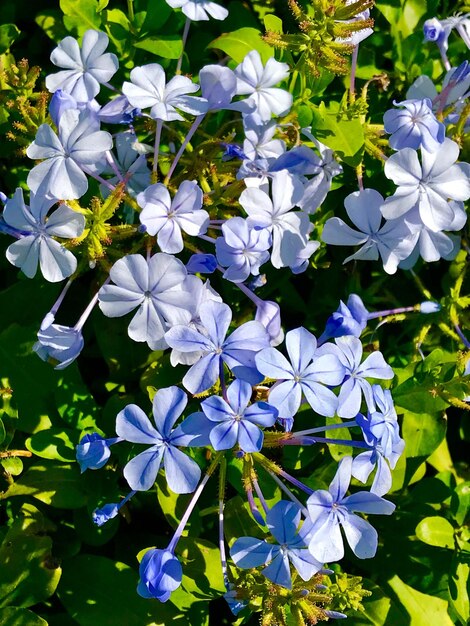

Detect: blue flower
[76, 433, 122, 472]
[165, 300, 270, 394]
[216, 217, 271, 283]
[199, 379, 278, 452]
[116, 386, 202, 493]
[317, 335, 394, 419]
[230, 501, 322, 589]
[319, 294, 369, 344]
[303, 456, 395, 562]
[255, 327, 344, 419]
[383, 99, 445, 152]
[186, 253, 217, 274]
[137, 548, 182, 602]
[34, 324, 84, 369]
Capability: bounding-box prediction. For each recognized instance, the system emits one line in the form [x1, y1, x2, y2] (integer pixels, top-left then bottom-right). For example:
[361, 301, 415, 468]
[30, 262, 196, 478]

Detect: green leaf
[56, 366, 100, 431]
[0, 607, 48, 626]
[347, 579, 408, 625]
[326, 417, 353, 461]
[401, 411, 447, 459]
[134, 36, 183, 59]
[264, 14, 283, 33]
[224, 495, 265, 542]
[0, 24, 20, 54]
[35, 11, 68, 41]
[1, 462, 88, 508]
[448, 555, 470, 625]
[156, 475, 201, 534]
[0, 503, 61, 609]
[208, 28, 274, 64]
[451, 482, 470, 526]
[60, 0, 102, 35]
[25, 428, 77, 463]
[310, 102, 364, 166]
[176, 537, 226, 600]
[416, 516, 455, 549]
[387, 575, 454, 626]
[57, 555, 178, 625]
[139, 0, 173, 34]
[1, 457, 23, 476]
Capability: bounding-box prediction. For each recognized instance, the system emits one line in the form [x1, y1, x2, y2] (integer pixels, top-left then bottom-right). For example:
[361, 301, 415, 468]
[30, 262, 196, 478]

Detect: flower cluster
[1, 1, 469, 620]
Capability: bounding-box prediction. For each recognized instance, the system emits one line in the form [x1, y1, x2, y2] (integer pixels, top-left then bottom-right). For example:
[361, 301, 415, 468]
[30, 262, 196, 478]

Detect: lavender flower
[383, 99, 445, 152]
[45, 30, 118, 102]
[137, 548, 183, 601]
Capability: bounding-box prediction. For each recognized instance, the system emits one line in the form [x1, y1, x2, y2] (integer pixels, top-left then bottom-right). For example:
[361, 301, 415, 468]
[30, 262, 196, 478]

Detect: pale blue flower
[98, 253, 193, 350]
[26, 108, 113, 200]
[33, 324, 84, 369]
[199, 379, 277, 452]
[3, 188, 85, 282]
[165, 300, 270, 394]
[122, 63, 209, 121]
[321, 188, 418, 274]
[76, 433, 122, 472]
[231, 501, 322, 589]
[46, 30, 118, 102]
[216, 217, 271, 283]
[255, 327, 344, 419]
[165, 0, 228, 21]
[383, 98, 445, 152]
[317, 336, 394, 419]
[240, 171, 310, 269]
[116, 386, 201, 493]
[382, 139, 470, 232]
[234, 51, 292, 122]
[138, 180, 208, 253]
[303, 456, 395, 562]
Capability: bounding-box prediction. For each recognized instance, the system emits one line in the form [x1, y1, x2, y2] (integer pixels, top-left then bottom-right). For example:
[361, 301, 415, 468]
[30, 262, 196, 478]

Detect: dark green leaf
[57, 554, 178, 625]
[0, 24, 20, 54]
[25, 428, 77, 463]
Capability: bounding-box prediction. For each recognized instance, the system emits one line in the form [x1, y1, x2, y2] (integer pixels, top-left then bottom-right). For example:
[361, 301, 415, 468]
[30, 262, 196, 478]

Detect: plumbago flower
[234, 50, 293, 121]
[231, 501, 323, 589]
[165, 300, 270, 393]
[321, 188, 417, 274]
[98, 253, 195, 350]
[318, 335, 394, 419]
[383, 98, 445, 152]
[382, 138, 470, 232]
[165, 0, 228, 21]
[45, 30, 119, 102]
[255, 327, 344, 420]
[26, 108, 113, 200]
[116, 386, 202, 493]
[215, 216, 271, 283]
[122, 63, 208, 121]
[239, 170, 310, 269]
[191, 379, 278, 452]
[303, 457, 396, 562]
[138, 180, 209, 253]
[3, 188, 85, 282]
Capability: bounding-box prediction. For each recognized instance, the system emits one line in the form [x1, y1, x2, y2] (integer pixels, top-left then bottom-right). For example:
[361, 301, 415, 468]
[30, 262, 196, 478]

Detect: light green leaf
[35, 11, 68, 41]
[208, 28, 274, 64]
[310, 102, 364, 166]
[60, 0, 102, 35]
[0, 607, 48, 625]
[387, 575, 454, 626]
[176, 537, 226, 600]
[0, 25, 20, 54]
[0, 503, 61, 609]
[1, 462, 88, 508]
[449, 555, 470, 625]
[264, 14, 283, 33]
[401, 411, 447, 459]
[1, 457, 23, 477]
[134, 36, 183, 59]
[57, 555, 178, 625]
[25, 428, 77, 463]
[416, 516, 455, 549]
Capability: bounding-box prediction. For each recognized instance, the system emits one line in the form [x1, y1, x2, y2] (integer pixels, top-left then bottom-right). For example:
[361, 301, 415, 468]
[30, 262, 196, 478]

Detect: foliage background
[0, 0, 469, 624]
